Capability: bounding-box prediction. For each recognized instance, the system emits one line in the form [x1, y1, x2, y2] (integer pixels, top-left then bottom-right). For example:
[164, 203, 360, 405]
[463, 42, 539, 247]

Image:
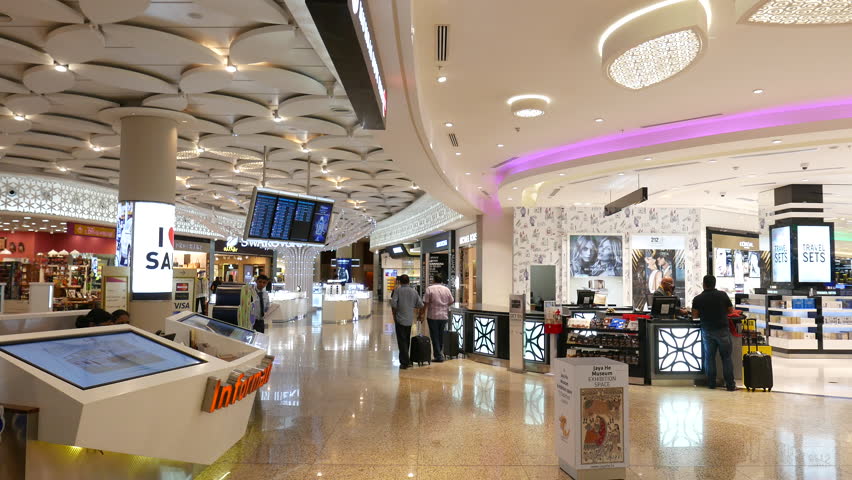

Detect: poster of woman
[570, 235, 623, 277]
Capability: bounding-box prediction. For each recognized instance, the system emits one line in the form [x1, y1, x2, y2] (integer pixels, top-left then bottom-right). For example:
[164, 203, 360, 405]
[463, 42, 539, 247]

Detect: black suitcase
[443, 330, 461, 358]
[743, 335, 773, 392]
[410, 334, 432, 366]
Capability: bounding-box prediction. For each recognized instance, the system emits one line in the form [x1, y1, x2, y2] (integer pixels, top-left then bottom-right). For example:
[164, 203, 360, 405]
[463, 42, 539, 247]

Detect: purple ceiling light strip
[497, 97, 852, 180]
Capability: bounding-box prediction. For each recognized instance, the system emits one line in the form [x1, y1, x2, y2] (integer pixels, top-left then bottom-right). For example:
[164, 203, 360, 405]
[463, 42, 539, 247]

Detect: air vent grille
[729, 147, 818, 159]
[548, 187, 563, 198]
[640, 113, 723, 129]
[569, 175, 608, 185]
[436, 25, 448, 62]
[635, 161, 700, 172]
[448, 133, 458, 147]
[492, 156, 517, 168]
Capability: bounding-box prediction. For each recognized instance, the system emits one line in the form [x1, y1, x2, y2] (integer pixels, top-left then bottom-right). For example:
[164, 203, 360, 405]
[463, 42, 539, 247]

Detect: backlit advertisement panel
[131, 202, 175, 298]
[797, 225, 831, 284]
[771, 226, 791, 283]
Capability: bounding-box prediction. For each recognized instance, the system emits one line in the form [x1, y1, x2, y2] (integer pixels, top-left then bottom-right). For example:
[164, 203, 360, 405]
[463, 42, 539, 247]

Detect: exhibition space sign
[631, 235, 685, 310]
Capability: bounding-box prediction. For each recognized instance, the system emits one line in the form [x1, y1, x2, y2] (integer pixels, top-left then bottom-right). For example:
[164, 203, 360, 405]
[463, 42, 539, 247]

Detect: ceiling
[386, 0, 852, 214]
[0, 0, 421, 221]
[0, 212, 68, 234]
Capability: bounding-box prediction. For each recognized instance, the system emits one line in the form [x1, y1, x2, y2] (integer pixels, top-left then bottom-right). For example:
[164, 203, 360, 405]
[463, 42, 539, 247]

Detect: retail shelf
[821, 308, 852, 316]
[768, 322, 818, 328]
[767, 308, 816, 314]
[822, 324, 852, 330]
[823, 339, 852, 350]
[566, 327, 639, 335]
[768, 337, 818, 350]
[566, 343, 639, 351]
[736, 304, 766, 311]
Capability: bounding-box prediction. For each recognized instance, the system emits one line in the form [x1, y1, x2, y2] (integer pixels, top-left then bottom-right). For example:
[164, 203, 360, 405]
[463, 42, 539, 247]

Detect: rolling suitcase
[743, 334, 773, 392]
[443, 330, 461, 359]
[410, 326, 432, 366]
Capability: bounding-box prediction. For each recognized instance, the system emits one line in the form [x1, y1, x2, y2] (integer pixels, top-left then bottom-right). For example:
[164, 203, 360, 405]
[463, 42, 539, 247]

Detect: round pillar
[100, 107, 194, 333]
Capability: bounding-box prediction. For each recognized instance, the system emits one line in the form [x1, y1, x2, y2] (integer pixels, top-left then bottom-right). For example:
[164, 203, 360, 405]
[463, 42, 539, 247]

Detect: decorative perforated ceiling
[0, 0, 420, 222]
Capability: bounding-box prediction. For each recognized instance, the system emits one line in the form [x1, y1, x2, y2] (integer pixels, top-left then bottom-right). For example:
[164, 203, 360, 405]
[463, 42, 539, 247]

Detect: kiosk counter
[0, 309, 89, 335]
[0, 320, 271, 466]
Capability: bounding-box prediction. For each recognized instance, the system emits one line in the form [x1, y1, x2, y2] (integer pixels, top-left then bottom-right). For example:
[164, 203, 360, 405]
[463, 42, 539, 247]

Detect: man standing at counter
[654, 276, 687, 315]
[691, 275, 736, 391]
[391, 274, 423, 370]
[421, 274, 455, 363]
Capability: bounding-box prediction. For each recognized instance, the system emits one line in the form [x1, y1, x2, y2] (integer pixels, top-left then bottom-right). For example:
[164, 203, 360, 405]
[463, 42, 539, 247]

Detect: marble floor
[193, 302, 852, 480]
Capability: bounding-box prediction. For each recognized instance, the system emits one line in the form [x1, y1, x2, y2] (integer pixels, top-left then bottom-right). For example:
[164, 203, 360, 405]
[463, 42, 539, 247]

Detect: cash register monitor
[577, 290, 595, 306]
[651, 295, 679, 318]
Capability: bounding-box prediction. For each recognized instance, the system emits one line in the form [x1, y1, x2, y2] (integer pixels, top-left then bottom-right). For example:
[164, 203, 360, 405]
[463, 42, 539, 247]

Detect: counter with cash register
[0, 310, 274, 476]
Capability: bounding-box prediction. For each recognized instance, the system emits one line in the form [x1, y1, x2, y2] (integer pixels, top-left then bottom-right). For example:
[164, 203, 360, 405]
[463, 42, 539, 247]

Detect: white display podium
[0, 324, 269, 466]
[554, 357, 629, 480]
[28, 282, 54, 313]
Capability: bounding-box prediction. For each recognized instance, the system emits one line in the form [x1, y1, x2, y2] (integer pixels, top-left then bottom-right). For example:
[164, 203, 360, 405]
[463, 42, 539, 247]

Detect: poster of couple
[630, 236, 686, 309]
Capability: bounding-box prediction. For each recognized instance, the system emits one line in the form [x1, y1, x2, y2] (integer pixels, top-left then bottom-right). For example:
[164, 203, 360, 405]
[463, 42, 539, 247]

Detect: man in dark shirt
[691, 275, 736, 391]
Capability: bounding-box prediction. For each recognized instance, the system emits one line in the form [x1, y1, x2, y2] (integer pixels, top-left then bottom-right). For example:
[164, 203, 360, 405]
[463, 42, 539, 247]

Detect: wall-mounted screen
[797, 225, 831, 283]
[178, 314, 256, 344]
[771, 226, 792, 283]
[244, 187, 334, 245]
[0, 331, 204, 390]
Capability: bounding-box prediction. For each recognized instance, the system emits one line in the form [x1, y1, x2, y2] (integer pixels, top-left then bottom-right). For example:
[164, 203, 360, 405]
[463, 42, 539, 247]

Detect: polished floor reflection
[197, 303, 852, 480]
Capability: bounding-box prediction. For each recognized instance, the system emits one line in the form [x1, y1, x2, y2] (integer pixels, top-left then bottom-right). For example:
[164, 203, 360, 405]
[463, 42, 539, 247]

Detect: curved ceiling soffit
[497, 97, 852, 188]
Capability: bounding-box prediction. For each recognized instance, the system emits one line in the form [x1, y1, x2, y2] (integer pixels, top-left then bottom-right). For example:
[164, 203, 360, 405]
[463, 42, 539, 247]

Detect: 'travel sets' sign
[771, 226, 791, 283]
[202, 356, 274, 413]
[797, 225, 831, 283]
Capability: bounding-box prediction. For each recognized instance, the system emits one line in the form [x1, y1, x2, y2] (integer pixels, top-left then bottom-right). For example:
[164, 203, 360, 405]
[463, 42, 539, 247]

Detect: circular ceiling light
[507, 94, 551, 118]
[601, 0, 709, 90]
[437, 75, 447, 83]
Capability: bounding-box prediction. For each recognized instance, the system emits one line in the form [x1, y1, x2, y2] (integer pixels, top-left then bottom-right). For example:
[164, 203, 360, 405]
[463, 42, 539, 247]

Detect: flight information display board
[244, 188, 335, 245]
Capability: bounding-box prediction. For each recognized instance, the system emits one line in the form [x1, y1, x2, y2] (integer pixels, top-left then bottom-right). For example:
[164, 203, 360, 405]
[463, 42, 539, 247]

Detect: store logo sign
[131, 202, 175, 294]
[392, 246, 403, 254]
[435, 240, 448, 248]
[739, 241, 754, 249]
[459, 233, 478, 245]
[202, 356, 274, 413]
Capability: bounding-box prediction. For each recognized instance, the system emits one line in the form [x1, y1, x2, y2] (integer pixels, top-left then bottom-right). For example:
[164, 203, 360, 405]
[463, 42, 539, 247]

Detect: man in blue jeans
[691, 274, 736, 391]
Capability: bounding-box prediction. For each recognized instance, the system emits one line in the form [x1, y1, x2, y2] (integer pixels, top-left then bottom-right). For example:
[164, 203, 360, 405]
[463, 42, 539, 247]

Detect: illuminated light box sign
[72, 222, 116, 239]
[770, 223, 833, 286]
[243, 187, 334, 246]
[131, 202, 176, 299]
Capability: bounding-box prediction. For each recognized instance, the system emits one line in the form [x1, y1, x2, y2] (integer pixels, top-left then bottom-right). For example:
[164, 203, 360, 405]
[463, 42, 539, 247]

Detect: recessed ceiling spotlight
[13, 113, 25, 121]
[273, 112, 284, 123]
[444, 122, 454, 127]
[437, 75, 447, 83]
[559, 173, 565, 176]
[708, 159, 717, 163]
[753, 88, 764, 94]
[455, 152, 461, 156]
[411, 183, 419, 190]
[225, 59, 237, 73]
[644, 157, 652, 161]
[54, 64, 68, 72]
[802, 179, 809, 182]
[771, 139, 782, 144]
[465, 172, 471, 175]
[618, 172, 625, 176]
[594, 118, 604, 123]
[507, 94, 551, 118]
[512, 186, 518, 190]
[497, 144, 504, 148]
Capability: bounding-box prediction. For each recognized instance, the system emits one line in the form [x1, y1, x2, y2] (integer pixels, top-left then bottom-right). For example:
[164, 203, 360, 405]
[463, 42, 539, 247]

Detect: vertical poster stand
[554, 357, 629, 480]
[101, 266, 130, 313]
[173, 268, 197, 313]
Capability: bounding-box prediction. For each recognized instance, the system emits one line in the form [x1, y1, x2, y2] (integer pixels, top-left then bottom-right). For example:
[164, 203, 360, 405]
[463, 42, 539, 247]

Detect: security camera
[801, 162, 809, 171]
[720, 192, 727, 198]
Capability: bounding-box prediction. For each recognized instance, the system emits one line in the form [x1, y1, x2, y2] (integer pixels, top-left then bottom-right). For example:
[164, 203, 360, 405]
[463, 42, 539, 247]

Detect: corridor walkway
[198, 302, 852, 480]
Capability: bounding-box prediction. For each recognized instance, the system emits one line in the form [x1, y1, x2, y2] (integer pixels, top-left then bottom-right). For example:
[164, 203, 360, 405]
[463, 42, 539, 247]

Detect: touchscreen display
[179, 314, 255, 344]
[0, 331, 203, 390]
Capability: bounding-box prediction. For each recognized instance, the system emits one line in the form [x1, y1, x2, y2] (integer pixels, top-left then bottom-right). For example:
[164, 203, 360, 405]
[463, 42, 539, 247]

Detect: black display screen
[247, 193, 278, 239]
[290, 200, 316, 242]
[244, 188, 334, 245]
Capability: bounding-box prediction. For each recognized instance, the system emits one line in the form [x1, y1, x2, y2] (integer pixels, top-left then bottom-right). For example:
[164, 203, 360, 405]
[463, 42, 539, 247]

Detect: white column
[477, 208, 514, 306]
[119, 115, 179, 333]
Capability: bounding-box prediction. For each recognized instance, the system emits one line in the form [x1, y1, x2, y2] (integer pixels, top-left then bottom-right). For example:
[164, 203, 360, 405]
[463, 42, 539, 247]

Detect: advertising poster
[173, 279, 192, 312]
[771, 226, 792, 283]
[103, 276, 128, 312]
[115, 201, 134, 267]
[631, 235, 685, 310]
[131, 202, 176, 296]
[570, 235, 623, 277]
[428, 253, 449, 284]
[797, 225, 831, 283]
[336, 258, 352, 283]
[581, 387, 625, 465]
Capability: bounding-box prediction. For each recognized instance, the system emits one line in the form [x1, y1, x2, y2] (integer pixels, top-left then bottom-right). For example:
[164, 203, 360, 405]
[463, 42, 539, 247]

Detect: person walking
[195, 272, 208, 314]
[421, 274, 455, 362]
[691, 275, 736, 391]
[390, 274, 423, 370]
[250, 274, 271, 333]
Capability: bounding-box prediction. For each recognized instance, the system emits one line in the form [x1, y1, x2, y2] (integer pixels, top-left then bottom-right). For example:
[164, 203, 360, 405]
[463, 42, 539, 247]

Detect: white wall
[479, 209, 514, 307]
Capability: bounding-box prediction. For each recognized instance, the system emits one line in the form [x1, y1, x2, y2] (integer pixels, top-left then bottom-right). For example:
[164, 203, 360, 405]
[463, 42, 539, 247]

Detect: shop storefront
[213, 240, 273, 284]
[420, 232, 454, 295]
[706, 228, 767, 297]
[380, 244, 420, 300]
[455, 224, 478, 305]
